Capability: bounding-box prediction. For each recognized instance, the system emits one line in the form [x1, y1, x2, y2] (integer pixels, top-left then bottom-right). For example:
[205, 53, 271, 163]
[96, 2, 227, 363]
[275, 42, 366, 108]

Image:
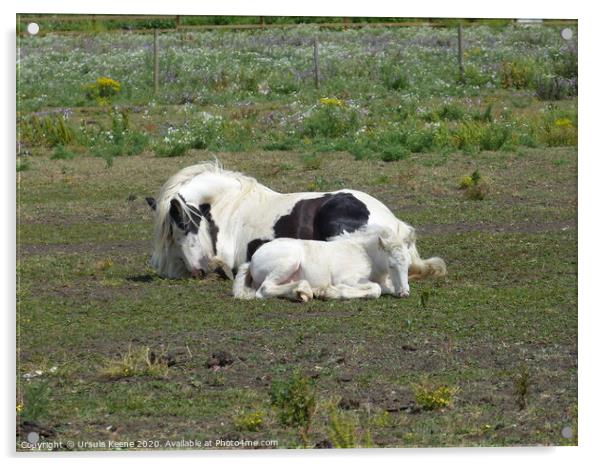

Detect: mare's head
[148, 192, 215, 278]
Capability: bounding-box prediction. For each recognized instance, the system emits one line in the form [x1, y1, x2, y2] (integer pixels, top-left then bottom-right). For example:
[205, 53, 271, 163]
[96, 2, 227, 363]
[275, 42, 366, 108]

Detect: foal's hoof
[397, 291, 410, 298]
[295, 285, 313, 302]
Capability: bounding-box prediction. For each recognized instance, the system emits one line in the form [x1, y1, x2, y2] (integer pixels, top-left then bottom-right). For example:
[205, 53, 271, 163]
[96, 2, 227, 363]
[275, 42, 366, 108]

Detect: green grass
[16, 23, 577, 449]
[16, 146, 577, 449]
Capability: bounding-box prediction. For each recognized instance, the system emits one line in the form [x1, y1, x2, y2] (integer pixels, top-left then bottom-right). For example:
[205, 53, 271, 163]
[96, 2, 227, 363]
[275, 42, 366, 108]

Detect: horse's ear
[378, 235, 389, 250]
[169, 198, 184, 226]
[145, 197, 157, 211]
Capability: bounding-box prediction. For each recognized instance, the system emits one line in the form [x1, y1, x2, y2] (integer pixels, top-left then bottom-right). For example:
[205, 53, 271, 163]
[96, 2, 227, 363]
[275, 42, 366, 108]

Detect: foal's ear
[145, 197, 157, 211]
[378, 236, 388, 250]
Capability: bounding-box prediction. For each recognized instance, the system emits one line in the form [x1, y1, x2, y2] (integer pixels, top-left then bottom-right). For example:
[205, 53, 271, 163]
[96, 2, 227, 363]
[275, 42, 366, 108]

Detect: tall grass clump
[270, 371, 316, 445]
[539, 106, 578, 147]
[535, 76, 577, 101]
[380, 63, 410, 91]
[500, 60, 536, 90]
[326, 405, 373, 448]
[18, 380, 52, 424]
[99, 344, 170, 380]
[87, 110, 149, 164]
[19, 114, 75, 147]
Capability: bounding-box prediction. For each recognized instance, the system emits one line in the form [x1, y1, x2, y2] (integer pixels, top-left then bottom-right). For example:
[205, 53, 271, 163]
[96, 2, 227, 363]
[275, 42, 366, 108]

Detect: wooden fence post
[313, 37, 320, 89]
[153, 29, 159, 94]
[457, 23, 465, 83]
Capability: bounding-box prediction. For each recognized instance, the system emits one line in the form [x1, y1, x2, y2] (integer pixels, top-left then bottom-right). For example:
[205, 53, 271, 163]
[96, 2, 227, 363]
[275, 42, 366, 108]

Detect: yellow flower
[96, 77, 121, 93]
[16, 403, 23, 413]
[554, 118, 572, 128]
[319, 97, 344, 107]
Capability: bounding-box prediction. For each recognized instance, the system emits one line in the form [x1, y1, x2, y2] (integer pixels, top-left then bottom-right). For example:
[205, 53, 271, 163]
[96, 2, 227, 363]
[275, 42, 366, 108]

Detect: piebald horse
[146, 161, 446, 281]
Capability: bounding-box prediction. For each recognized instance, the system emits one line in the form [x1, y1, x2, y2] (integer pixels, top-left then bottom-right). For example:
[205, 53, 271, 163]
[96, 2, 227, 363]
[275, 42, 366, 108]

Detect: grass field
[16, 23, 577, 450]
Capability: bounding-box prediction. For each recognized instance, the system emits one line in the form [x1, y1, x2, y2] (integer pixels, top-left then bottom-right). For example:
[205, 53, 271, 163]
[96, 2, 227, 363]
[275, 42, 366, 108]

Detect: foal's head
[377, 231, 411, 298]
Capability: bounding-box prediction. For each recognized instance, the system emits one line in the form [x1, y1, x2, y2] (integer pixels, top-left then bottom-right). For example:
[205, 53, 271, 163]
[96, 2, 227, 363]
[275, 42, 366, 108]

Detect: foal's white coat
[233, 227, 411, 301]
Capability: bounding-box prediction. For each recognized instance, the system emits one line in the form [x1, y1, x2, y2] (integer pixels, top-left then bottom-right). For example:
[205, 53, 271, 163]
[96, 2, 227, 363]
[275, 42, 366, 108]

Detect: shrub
[89, 110, 149, 161]
[423, 103, 465, 123]
[269, 371, 316, 428]
[500, 60, 535, 89]
[233, 410, 264, 432]
[84, 77, 121, 105]
[452, 121, 483, 153]
[462, 169, 489, 200]
[472, 103, 493, 123]
[327, 406, 372, 448]
[463, 65, 491, 86]
[19, 380, 52, 423]
[480, 122, 512, 151]
[458, 175, 474, 189]
[554, 48, 578, 79]
[303, 99, 359, 138]
[19, 115, 75, 147]
[541, 116, 577, 146]
[535, 76, 577, 101]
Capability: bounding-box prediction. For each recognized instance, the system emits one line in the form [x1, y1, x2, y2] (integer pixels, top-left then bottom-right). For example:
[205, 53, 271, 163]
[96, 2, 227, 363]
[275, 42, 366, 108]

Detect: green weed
[303, 99, 359, 138]
[412, 379, 459, 411]
[99, 345, 170, 380]
[513, 365, 532, 410]
[51, 145, 76, 160]
[269, 371, 316, 429]
[326, 405, 372, 448]
[18, 380, 52, 424]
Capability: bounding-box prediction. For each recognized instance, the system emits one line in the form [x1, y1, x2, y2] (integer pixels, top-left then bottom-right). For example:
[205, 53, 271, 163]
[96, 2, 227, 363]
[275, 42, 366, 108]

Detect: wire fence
[17, 14, 577, 36]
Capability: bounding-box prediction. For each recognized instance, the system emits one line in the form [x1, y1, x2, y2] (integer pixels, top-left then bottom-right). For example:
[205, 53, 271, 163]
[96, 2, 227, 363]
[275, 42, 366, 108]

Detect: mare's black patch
[199, 203, 219, 255]
[170, 198, 202, 235]
[273, 192, 370, 240]
[246, 238, 271, 261]
[169, 197, 219, 253]
[315, 192, 370, 239]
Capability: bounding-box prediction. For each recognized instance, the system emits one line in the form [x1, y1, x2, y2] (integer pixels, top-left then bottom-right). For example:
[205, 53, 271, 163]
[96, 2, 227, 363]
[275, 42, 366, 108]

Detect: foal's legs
[257, 278, 313, 301]
[316, 282, 381, 300]
[255, 262, 314, 302]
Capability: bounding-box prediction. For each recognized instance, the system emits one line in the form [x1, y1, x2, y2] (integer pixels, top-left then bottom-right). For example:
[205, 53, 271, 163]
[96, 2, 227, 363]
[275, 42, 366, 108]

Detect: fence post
[153, 29, 159, 94]
[313, 37, 320, 89]
[260, 16, 265, 28]
[457, 23, 465, 83]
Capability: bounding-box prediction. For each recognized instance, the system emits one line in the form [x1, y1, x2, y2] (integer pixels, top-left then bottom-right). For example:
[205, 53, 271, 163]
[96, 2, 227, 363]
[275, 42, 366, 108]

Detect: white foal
[233, 226, 411, 301]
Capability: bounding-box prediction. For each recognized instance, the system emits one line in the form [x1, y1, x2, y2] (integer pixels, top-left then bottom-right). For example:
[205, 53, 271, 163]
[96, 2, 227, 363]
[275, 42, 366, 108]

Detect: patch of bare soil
[18, 239, 150, 258]
[417, 220, 575, 236]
